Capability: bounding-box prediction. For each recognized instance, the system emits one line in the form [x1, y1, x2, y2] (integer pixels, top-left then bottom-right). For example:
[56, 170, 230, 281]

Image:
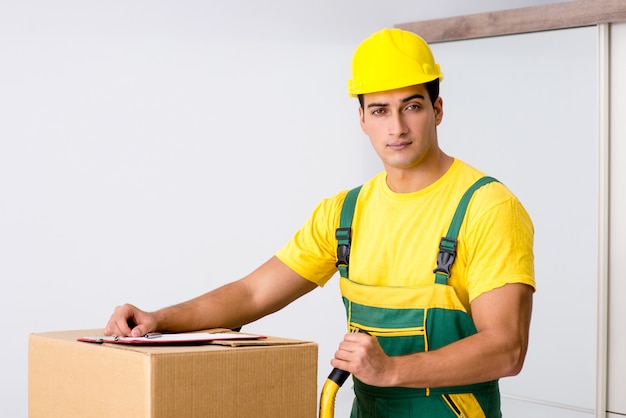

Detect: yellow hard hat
[348, 28, 443, 98]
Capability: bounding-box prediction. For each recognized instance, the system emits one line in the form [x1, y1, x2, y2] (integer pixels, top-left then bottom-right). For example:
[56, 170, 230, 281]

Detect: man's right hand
[104, 303, 157, 337]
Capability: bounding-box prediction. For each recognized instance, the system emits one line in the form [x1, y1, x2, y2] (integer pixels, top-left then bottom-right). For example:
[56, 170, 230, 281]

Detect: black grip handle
[327, 367, 350, 387]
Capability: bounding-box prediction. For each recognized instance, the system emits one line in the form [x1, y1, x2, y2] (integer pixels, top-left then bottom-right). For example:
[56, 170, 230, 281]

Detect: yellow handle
[319, 367, 350, 418]
[319, 378, 341, 418]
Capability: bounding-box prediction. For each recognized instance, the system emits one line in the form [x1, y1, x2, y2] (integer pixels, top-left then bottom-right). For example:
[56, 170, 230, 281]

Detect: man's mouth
[387, 141, 412, 150]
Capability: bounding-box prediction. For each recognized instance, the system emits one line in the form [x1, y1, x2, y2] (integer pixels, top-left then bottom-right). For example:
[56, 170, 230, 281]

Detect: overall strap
[336, 185, 362, 278]
[434, 176, 500, 285]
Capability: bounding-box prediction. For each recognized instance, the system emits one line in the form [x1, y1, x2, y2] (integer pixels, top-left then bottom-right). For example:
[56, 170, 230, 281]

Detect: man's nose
[389, 113, 409, 136]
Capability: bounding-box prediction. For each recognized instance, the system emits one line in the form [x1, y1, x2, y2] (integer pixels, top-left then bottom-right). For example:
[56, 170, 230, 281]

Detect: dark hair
[358, 79, 440, 109]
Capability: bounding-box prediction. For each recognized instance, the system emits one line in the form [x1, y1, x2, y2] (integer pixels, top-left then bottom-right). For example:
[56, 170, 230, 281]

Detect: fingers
[104, 304, 133, 336]
[331, 332, 393, 387]
[330, 332, 373, 372]
[104, 304, 154, 337]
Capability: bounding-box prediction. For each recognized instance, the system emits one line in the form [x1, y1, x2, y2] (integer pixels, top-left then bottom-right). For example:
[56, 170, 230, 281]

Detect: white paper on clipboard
[77, 332, 266, 344]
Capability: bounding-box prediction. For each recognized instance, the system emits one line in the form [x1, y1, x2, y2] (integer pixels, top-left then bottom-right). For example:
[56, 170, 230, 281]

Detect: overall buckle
[433, 237, 457, 278]
[335, 227, 352, 267]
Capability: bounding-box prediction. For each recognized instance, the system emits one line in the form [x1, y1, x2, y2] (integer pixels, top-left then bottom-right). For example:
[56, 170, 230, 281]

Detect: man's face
[359, 84, 443, 173]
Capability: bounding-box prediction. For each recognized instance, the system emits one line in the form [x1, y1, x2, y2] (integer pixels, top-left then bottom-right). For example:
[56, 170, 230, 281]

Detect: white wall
[0, 1, 573, 417]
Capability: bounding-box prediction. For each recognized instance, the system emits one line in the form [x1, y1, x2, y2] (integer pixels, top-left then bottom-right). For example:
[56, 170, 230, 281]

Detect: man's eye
[371, 108, 386, 115]
[406, 104, 421, 111]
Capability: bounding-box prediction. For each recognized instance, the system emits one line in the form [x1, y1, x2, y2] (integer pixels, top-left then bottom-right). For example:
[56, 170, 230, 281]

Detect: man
[106, 28, 534, 417]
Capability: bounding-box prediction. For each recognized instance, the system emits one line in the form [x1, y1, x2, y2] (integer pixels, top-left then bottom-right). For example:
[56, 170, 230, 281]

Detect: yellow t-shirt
[276, 159, 535, 312]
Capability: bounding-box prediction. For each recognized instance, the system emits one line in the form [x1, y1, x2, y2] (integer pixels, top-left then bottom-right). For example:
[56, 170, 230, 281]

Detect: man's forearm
[153, 280, 256, 332]
[386, 329, 527, 389]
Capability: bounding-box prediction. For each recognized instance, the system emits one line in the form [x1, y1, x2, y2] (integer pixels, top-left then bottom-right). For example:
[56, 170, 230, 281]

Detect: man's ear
[434, 97, 444, 125]
[359, 105, 367, 134]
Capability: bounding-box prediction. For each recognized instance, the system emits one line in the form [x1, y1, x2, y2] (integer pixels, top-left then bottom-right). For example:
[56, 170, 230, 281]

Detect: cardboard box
[29, 329, 318, 418]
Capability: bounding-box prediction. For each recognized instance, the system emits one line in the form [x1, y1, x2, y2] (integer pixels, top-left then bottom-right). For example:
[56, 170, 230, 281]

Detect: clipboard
[77, 331, 266, 345]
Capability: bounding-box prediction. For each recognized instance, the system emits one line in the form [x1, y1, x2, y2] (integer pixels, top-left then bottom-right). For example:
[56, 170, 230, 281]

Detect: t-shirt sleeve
[462, 188, 536, 303]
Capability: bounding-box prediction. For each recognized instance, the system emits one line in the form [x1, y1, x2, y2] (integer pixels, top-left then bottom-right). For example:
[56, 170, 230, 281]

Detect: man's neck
[385, 154, 454, 194]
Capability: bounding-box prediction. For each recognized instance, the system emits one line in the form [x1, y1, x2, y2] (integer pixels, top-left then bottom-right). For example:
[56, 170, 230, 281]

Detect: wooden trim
[395, 0, 626, 43]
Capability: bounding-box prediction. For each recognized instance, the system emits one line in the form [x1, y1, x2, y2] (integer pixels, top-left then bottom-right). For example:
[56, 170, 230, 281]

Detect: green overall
[336, 177, 502, 418]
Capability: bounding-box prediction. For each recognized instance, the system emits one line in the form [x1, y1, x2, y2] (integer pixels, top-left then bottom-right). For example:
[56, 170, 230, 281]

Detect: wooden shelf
[395, 0, 626, 43]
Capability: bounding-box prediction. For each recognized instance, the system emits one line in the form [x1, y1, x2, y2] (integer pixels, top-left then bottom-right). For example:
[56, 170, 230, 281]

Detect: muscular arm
[332, 282, 533, 388]
[105, 256, 318, 337]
